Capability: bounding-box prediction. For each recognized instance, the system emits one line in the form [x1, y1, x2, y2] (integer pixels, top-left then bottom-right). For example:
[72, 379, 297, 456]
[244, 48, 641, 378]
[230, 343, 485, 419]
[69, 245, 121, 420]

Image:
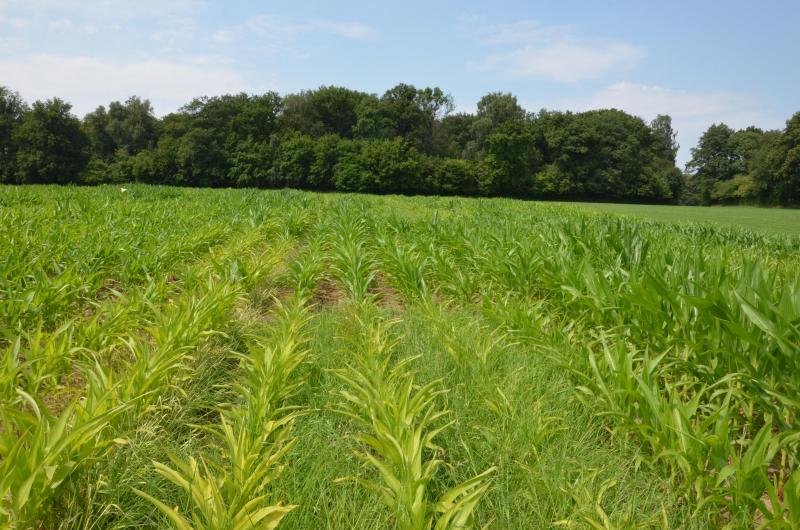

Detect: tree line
[1, 84, 797, 205]
[685, 120, 800, 205]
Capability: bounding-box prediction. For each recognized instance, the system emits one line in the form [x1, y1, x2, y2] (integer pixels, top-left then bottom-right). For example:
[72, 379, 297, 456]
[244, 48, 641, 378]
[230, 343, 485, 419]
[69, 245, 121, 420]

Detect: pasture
[561, 201, 800, 236]
[1, 185, 798, 529]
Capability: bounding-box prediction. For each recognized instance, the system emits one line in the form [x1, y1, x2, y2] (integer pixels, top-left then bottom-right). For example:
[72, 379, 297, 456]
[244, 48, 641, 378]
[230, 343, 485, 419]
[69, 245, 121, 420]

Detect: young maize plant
[287, 236, 327, 305]
[760, 469, 800, 529]
[1, 324, 77, 401]
[119, 282, 238, 413]
[0, 375, 126, 528]
[566, 332, 797, 525]
[0, 185, 272, 336]
[132, 417, 297, 530]
[332, 314, 495, 530]
[378, 238, 431, 302]
[553, 471, 668, 530]
[326, 204, 381, 304]
[387, 204, 800, 524]
[330, 235, 377, 305]
[2, 186, 799, 527]
[134, 299, 312, 529]
[191, 224, 288, 293]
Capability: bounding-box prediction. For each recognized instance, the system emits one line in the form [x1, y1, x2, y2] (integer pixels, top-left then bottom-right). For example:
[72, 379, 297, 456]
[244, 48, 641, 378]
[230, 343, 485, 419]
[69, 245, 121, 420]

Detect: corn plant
[332, 315, 495, 529]
[554, 473, 667, 529]
[379, 239, 431, 302]
[287, 237, 327, 304]
[330, 237, 376, 304]
[759, 469, 800, 529]
[3, 185, 800, 527]
[0, 385, 125, 527]
[135, 299, 311, 529]
[120, 282, 237, 411]
[133, 416, 297, 530]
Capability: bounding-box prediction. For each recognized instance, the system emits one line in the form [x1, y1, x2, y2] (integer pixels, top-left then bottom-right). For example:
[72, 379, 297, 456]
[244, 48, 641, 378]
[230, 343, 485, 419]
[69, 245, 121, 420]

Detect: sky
[1, 0, 798, 165]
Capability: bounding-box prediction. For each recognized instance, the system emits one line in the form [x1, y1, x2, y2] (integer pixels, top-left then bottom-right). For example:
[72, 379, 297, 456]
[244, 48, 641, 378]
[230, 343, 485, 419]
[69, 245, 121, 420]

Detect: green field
[559, 201, 800, 236]
[1, 185, 798, 529]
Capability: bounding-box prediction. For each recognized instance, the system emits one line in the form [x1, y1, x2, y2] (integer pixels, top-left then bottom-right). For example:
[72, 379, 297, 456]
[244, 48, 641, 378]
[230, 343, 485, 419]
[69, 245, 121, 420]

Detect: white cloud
[569, 81, 783, 164]
[476, 19, 568, 45]
[213, 14, 376, 46]
[472, 19, 644, 83]
[483, 42, 643, 83]
[0, 54, 250, 116]
[47, 18, 74, 32]
[10, 17, 30, 29]
[0, 35, 25, 54]
[314, 21, 375, 39]
[1, 0, 202, 45]
[212, 29, 235, 44]
[576, 82, 760, 125]
[0, 0, 203, 20]
[151, 18, 196, 46]
[2, 0, 203, 48]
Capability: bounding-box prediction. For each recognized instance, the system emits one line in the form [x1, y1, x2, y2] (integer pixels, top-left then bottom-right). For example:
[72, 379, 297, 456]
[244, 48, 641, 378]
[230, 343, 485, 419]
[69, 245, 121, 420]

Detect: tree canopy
[0, 83, 796, 206]
[685, 117, 799, 205]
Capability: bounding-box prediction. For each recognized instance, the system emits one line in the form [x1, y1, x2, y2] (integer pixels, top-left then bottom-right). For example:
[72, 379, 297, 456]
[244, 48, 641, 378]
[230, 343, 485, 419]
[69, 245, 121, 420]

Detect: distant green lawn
[553, 202, 800, 236]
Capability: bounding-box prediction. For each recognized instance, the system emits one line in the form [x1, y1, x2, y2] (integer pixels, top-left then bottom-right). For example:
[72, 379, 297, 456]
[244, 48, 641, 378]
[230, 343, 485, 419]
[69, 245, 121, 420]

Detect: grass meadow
[560, 201, 800, 236]
[1, 185, 798, 529]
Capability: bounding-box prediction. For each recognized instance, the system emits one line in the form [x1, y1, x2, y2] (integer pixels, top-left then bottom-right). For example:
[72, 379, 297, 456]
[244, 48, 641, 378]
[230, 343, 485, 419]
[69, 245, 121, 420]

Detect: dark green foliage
[687, 123, 737, 201]
[181, 92, 282, 146]
[333, 138, 421, 194]
[763, 112, 800, 204]
[482, 120, 540, 196]
[2, 82, 797, 206]
[0, 87, 28, 183]
[531, 109, 675, 201]
[83, 96, 158, 161]
[422, 157, 480, 195]
[687, 118, 800, 205]
[309, 134, 353, 190]
[353, 83, 453, 155]
[282, 86, 372, 139]
[433, 113, 477, 158]
[227, 138, 275, 187]
[471, 92, 527, 151]
[271, 132, 316, 188]
[12, 98, 89, 184]
[648, 115, 684, 200]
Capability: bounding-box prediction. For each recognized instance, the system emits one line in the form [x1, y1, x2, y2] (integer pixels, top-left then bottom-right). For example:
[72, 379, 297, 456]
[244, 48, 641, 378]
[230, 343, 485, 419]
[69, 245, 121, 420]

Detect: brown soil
[370, 271, 404, 311]
[311, 278, 346, 308]
[41, 366, 87, 417]
[95, 278, 124, 301]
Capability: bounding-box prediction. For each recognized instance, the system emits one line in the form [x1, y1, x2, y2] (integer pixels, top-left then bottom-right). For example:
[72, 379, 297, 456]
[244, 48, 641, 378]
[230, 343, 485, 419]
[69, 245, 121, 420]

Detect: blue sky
[1, 0, 797, 164]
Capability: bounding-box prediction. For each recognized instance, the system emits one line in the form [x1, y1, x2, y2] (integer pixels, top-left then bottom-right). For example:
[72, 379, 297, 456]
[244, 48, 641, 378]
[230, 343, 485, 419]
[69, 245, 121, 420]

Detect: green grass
[1, 184, 798, 529]
[555, 200, 800, 235]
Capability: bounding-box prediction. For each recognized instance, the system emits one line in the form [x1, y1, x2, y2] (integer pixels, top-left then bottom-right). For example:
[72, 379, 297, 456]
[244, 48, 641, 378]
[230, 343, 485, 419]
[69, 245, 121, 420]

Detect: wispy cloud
[574, 82, 763, 124]
[0, 54, 251, 116]
[469, 18, 644, 83]
[9, 17, 31, 29]
[213, 14, 376, 45]
[0, 0, 203, 20]
[2, 0, 204, 51]
[315, 20, 375, 39]
[568, 81, 783, 164]
[47, 18, 74, 32]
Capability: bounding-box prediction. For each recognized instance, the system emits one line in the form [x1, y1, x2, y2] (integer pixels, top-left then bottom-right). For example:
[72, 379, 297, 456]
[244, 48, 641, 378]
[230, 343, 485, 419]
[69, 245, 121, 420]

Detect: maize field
[1, 184, 799, 529]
